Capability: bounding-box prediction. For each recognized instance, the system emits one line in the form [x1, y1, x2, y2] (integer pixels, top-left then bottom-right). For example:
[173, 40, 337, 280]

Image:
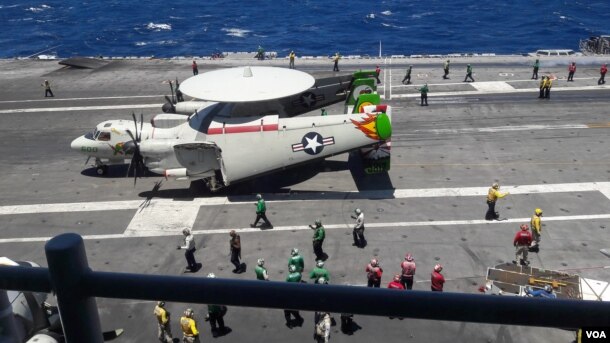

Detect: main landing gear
[94, 158, 108, 175]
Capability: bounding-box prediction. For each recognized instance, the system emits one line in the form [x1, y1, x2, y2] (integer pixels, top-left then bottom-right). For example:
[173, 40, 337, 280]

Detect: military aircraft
[71, 66, 392, 191]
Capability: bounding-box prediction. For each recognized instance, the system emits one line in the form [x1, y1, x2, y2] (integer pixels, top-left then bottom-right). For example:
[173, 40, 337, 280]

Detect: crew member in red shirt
[513, 224, 533, 265]
[192, 60, 198, 76]
[567, 62, 576, 81]
[365, 258, 383, 288]
[599, 64, 607, 85]
[387, 274, 405, 290]
[400, 253, 416, 290]
[431, 264, 445, 292]
[375, 65, 381, 84]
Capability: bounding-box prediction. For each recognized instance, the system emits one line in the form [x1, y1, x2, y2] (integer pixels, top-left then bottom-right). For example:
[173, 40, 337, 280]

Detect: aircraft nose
[70, 136, 87, 153]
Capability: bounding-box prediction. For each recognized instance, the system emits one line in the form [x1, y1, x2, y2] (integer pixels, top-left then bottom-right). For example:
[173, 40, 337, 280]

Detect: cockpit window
[97, 132, 111, 141]
[85, 132, 94, 140]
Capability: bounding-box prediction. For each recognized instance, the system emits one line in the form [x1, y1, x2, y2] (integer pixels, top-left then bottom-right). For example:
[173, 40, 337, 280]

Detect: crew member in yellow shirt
[530, 208, 543, 252]
[154, 301, 173, 343]
[485, 182, 509, 220]
[180, 308, 200, 343]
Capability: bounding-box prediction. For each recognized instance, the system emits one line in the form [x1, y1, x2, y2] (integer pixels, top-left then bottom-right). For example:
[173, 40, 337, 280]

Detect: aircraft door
[173, 142, 226, 182]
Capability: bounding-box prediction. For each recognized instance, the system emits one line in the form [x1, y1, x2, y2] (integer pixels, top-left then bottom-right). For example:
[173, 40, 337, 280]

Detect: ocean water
[0, 0, 608, 58]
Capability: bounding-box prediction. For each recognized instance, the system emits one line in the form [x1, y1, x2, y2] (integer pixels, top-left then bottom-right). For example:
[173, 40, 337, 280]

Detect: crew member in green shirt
[251, 194, 272, 228]
[255, 258, 269, 281]
[284, 265, 304, 327]
[309, 219, 326, 261]
[417, 83, 429, 106]
[464, 64, 475, 82]
[288, 248, 304, 273]
[310, 260, 330, 284]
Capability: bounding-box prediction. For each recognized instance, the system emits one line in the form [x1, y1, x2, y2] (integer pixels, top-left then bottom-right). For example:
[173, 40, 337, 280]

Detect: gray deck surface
[0, 55, 609, 342]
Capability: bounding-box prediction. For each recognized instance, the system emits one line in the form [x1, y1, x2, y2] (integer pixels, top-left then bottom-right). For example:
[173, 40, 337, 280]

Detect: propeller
[124, 112, 146, 186]
[162, 79, 177, 113]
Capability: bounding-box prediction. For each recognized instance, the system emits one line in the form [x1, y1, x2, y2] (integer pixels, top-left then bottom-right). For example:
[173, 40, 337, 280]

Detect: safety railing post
[45, 233, 103, 343]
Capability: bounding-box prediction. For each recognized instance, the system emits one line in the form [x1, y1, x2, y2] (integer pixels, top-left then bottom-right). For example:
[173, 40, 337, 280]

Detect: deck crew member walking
[567, 62, 576, 81]
[229, 230, 242, 273]
[513, 224, 533, 266]
[351, 208, 366, 248]
[485, 182, 509, 220]
[177, 228, 199, 272]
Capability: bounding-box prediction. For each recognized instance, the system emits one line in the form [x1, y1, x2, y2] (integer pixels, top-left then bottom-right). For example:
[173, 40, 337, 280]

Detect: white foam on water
[146, 22, 172, 31]
[135, 42, 148, 46]
[381, 10, 392, 16]
[222, 28, 251, 38]
[366, 13, 376, 19]
[26, 4, 51, 12]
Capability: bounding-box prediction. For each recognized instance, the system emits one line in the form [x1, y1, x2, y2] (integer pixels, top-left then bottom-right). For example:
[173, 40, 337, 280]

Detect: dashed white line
[1, 213, 609, 244]
[0, 95, 164, 104]
[0, 104, 162, 114]
[1, 182, 609, 216]
[393, 124, 589, 135]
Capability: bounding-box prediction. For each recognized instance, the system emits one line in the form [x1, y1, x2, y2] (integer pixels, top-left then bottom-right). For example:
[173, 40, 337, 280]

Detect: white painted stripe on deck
[391, 84, 610, 98]
[1, 213, 610, 244]
[393, 124, 589, 136]
[1, 182, 609, 216]
[470, 81, 515, 92]
[0, 103, 162, 114]
[123, 202, 201, 236]
[385, 77, 600, 89]
[0, 95, 164, 104]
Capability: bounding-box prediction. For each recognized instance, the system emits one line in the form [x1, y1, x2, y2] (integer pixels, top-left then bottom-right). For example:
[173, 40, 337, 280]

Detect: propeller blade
[125, 129, 136, 142]
[169, 81, 175, 104]
[163, 95, 176, 113]
[139, 112, 144, 141]
[131, 112, 139, 142]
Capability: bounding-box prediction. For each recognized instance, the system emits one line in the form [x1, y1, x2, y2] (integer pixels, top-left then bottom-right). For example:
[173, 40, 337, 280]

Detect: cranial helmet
[544, 285, 552, 293]
[256, 194, 262, 200]
[182, 228, 191, 235]
[315, 219, 322, 226]
[157, 301, 165, 307]
[184, 308, 194, 318]
[535, 208, 543, 215]
[316, 260, 324, 268]
[492, 182, 499, 189]
[291, 248, 299, 256]
[370, 258, 378, 267]
[405, 253, 414, 262]
[257, 258, 265, 266]
[393, 274, 401, 282]
[355, 208, 362, 214]
[520, 224, 529, 231]
[434, 264, 443, 272]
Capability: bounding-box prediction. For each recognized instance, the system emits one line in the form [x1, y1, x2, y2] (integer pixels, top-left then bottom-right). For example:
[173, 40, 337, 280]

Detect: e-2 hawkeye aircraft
[70, 67, 391, 191]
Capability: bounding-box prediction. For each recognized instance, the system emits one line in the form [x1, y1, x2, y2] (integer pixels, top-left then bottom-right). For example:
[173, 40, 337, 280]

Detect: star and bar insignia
[291, 132, 335, 155]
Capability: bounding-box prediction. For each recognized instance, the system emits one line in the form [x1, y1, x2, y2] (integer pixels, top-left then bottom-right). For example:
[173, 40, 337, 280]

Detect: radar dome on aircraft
[179, 66, 315, 102]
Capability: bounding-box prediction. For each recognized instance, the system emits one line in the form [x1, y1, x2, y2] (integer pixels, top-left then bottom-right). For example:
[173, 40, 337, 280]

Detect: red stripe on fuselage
[207, 124, 278, 135]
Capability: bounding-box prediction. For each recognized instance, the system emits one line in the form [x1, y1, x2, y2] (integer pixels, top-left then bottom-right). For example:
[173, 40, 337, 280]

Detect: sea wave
[146, 22, 172, 31]
[135, 42, 148, 46]
[222, 28, 251, 38]
[26, 4, 51, 12]
[411, 11, 435, 19]
[0, 4, 20, 9]
[366, 13, 376, 19]
[381, 10, 392, 16]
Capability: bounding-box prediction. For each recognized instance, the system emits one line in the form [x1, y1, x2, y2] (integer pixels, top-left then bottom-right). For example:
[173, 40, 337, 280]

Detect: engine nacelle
[151, 113, 188, 129]
[164, 168, 189, 181]
[175, 101, 209, 115]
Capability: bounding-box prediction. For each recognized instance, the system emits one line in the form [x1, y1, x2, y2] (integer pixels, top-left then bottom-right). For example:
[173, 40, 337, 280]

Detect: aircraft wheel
[96, 166, 108, 175]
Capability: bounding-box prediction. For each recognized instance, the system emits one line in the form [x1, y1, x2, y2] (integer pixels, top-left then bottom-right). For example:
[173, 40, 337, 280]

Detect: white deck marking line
[2, 213, 610, 244]
[0, 104, 162, 114]
[470, 81, 515, 92]
[0, 95, 164, 104]
[1, 182, 609, 216]
[381, 76, 599, 88]
[123, 202, 201, 236]
[392, 124, 589, 136]
[391, 84, 609, 98]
